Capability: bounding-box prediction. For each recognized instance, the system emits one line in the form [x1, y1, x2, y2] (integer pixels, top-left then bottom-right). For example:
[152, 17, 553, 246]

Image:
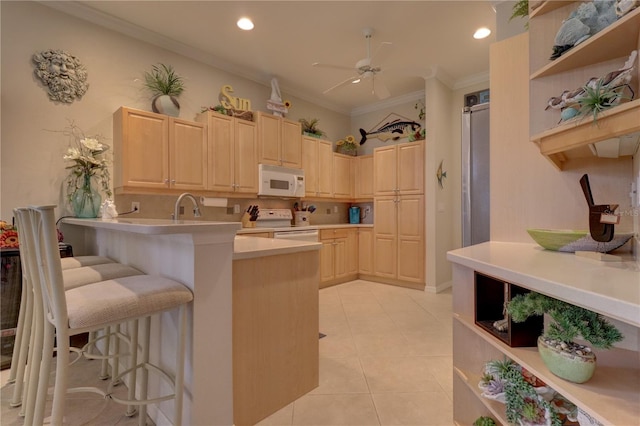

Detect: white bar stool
[10, 208, 145, 418]
[25, 205, 192, 426]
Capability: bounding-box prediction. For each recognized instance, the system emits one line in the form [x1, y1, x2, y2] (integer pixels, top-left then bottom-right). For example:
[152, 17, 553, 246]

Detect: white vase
[152, 94, 180, 117]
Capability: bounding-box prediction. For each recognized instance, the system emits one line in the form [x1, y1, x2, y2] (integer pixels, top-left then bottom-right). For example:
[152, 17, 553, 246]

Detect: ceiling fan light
[352, 78, 361, 84]
[473, 27, 491, 39]
[237, 17, 254, 31]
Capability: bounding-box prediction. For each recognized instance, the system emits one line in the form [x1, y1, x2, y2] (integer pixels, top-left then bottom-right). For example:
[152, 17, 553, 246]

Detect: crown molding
[451, 71, 490, 90]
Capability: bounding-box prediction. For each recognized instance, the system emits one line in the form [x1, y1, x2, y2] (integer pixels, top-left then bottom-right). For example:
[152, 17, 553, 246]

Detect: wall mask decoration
[33, 49, 88, 103]
[358, 113, 421, 145]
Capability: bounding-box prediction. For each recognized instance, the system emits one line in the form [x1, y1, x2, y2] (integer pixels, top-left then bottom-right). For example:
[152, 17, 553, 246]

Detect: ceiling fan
[312, 28, 392, 100]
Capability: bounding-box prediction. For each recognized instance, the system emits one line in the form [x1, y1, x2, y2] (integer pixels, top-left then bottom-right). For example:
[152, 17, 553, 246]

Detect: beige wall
[0, 1, 350, 220]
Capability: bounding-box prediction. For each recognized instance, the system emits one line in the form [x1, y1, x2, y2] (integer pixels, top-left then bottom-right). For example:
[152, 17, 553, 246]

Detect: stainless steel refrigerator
[461, 102, 490, 247]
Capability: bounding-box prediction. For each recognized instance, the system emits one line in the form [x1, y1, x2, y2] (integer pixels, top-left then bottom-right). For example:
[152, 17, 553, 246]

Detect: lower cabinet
[358, 228, 373, 275]
[319, 228, 358, 288]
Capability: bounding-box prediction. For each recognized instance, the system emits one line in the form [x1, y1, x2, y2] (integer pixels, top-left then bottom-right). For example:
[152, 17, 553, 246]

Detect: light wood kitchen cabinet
[358, 227, 373, 275]
[373, 194, 425, 286]
[256, 111, 302, 169]
[528, 4, 640, 170]
[302, 136, 333, 198]
[374, 141, 424, 196]
[333, 153, 355, 199]
[196, 111, 258, 194]
[319, 228, 358, 287]
[355, 155, 374, 199]
[113, 106, 206, 192]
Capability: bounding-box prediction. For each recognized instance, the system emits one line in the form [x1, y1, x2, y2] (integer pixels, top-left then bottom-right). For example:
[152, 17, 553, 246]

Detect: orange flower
[0, 230, 19, 248]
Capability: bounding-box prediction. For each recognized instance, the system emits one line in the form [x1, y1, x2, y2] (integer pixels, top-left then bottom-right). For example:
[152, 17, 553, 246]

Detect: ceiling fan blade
[370, 41, 392, 65]
[323, 75, 360, 94]
[312, 62, 355, 72]
[373, 76, 390, 100]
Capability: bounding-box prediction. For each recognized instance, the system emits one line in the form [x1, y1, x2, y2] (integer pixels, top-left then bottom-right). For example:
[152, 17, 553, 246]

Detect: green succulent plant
[143, 63, 185, 97]
[473, 416, 496, 426]
[577, 80, 629, 124]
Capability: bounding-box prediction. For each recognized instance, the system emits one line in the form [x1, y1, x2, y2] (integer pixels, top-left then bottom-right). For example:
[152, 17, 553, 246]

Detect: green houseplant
[299, 118, 324, 138]
[507, 292, 623, 383]
[143, 63, 185, 117]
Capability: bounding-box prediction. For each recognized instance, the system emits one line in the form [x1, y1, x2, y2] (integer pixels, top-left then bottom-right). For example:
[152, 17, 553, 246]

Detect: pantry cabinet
[528, 3, 640, 170]
[113, 107, 206, 192]
[319, 228, 358, 287]
[355, 155, 374, 199]
[373, 141, 424, 196]
[256, 112, 302, 169]
[196, 111, 258, 194]
[333, 153, 355, 199]
[373, 195, 424, 285]
[302, 136, 333, 198]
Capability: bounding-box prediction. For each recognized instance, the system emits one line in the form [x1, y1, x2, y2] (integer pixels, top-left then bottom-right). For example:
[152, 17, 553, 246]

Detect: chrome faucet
[172, 193, 202, 220]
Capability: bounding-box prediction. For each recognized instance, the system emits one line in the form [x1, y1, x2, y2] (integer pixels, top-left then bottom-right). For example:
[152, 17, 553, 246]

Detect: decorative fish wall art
[359, 113, 422, 145]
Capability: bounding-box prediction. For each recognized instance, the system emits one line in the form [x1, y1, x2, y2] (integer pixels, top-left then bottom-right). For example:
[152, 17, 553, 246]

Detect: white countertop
[63, 217, 241, 235]
[233, 235, 321, 260]
[237, 223, 372, 234]
[447, 242, 640, 327]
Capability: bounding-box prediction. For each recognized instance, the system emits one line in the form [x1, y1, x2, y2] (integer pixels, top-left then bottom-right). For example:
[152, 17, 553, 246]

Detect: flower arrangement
[62, 123, 112, 217]
[0, 220, 19, 248]
[336, 134, 357, 156]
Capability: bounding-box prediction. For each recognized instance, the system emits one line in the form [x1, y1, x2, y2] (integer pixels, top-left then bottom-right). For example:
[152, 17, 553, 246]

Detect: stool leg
[174, 304, 187, 426]
[8, 276, 28, 384]
[111, 324, 122, 385]
[100, 326, 112, 380]
[33, 321, 56, 426]
[126, 320, 139, 417]
[10, 282, 33, 407]
[138, 316, 151, 426]
[23, 294, 45, 424]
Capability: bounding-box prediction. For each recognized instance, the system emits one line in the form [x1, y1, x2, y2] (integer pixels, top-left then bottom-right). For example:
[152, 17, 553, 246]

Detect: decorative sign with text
[219, 85, 251, 111]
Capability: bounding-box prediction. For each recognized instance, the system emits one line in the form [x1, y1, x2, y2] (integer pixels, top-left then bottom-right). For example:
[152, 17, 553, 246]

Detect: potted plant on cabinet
[143, 63, 184, 117]
[299, 118, 325, 138]
[507, 292, 623, 383]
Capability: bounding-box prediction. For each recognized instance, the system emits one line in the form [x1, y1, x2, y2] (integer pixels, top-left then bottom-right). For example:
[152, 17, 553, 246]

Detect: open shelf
[530, 7, 640, 79]
[454, 314, 640, 426]
[529, 1, 577, 19]
[454, 367, 509, 425]
[531, 98, 640, 170]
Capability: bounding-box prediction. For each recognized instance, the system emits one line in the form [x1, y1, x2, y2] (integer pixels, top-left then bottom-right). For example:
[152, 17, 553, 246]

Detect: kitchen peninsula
[61, 218, 321, 425]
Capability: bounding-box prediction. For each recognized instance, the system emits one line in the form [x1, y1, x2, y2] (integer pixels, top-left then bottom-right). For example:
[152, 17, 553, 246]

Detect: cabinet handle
[164, 179, 170, 186]
[171, 179, 176, 185]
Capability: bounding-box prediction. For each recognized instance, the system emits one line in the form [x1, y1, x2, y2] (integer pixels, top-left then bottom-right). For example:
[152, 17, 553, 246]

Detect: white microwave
[258, 164, 305, 198]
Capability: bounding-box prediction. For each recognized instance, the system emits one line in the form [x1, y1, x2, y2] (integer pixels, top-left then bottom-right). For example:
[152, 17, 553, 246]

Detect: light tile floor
[1, 279, 453, 425]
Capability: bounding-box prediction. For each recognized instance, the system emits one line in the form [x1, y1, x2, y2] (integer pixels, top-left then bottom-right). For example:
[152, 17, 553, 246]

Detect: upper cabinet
[355, 155, 374, 199]
[113, 107, 206, 192]
[333, 153, 355, 199]
[256, 112, 302, 169]
[374, 141, 424, 196]
[196, 111, 258, 194]
[302, 136, 333, 198]
[529, 3, 640, 170]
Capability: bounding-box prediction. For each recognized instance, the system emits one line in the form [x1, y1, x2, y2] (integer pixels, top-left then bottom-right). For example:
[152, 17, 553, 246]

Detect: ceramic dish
[527, 229, 633, 253]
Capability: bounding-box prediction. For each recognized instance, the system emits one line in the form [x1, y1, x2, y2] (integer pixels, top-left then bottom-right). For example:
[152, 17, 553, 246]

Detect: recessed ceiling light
[237, 17, 254, 31]
[473, 27, 491, 39]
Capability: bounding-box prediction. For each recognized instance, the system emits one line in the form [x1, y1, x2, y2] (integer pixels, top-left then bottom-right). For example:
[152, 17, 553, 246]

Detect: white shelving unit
[448, 242, 640, 425]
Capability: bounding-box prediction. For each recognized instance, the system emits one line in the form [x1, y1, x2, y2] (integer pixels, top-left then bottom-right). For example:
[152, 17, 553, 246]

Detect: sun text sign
[220, 85, 251, 111]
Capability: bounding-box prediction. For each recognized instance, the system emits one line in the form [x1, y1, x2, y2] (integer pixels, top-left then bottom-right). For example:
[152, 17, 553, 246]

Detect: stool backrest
[22, 206, 69, 331]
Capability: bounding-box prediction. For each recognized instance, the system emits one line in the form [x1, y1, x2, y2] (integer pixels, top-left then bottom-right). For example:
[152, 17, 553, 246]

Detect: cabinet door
[320, 239, 335, 282]
[317, 141, 334, 198]
[169, 118, 207, 190]
[234, 119, 258, 193]
[281, 119, 302, 168]
[397, 141, 424, 194]
[356, 155, 374, 198]
[345, 229, 358, 275]
[333, 237, 347, 279]
[257, 113, 281, 166]
[397, 195, 424, 283]
[358, 228, 373, 275]
[117, 108, 170, 189]
[333, 154, 353, 199]
[373, 196, 397, 278]
[207, 113, 235, 192]
[373, 145, 397, 196]
[302, 137, 318, 196]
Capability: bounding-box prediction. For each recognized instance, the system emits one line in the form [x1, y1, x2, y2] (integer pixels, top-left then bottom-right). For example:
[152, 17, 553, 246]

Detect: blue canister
[349, 207, 360, 224]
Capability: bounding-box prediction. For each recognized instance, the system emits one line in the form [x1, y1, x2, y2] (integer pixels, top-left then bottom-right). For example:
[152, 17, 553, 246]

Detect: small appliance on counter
[349, 206, 360, 224]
